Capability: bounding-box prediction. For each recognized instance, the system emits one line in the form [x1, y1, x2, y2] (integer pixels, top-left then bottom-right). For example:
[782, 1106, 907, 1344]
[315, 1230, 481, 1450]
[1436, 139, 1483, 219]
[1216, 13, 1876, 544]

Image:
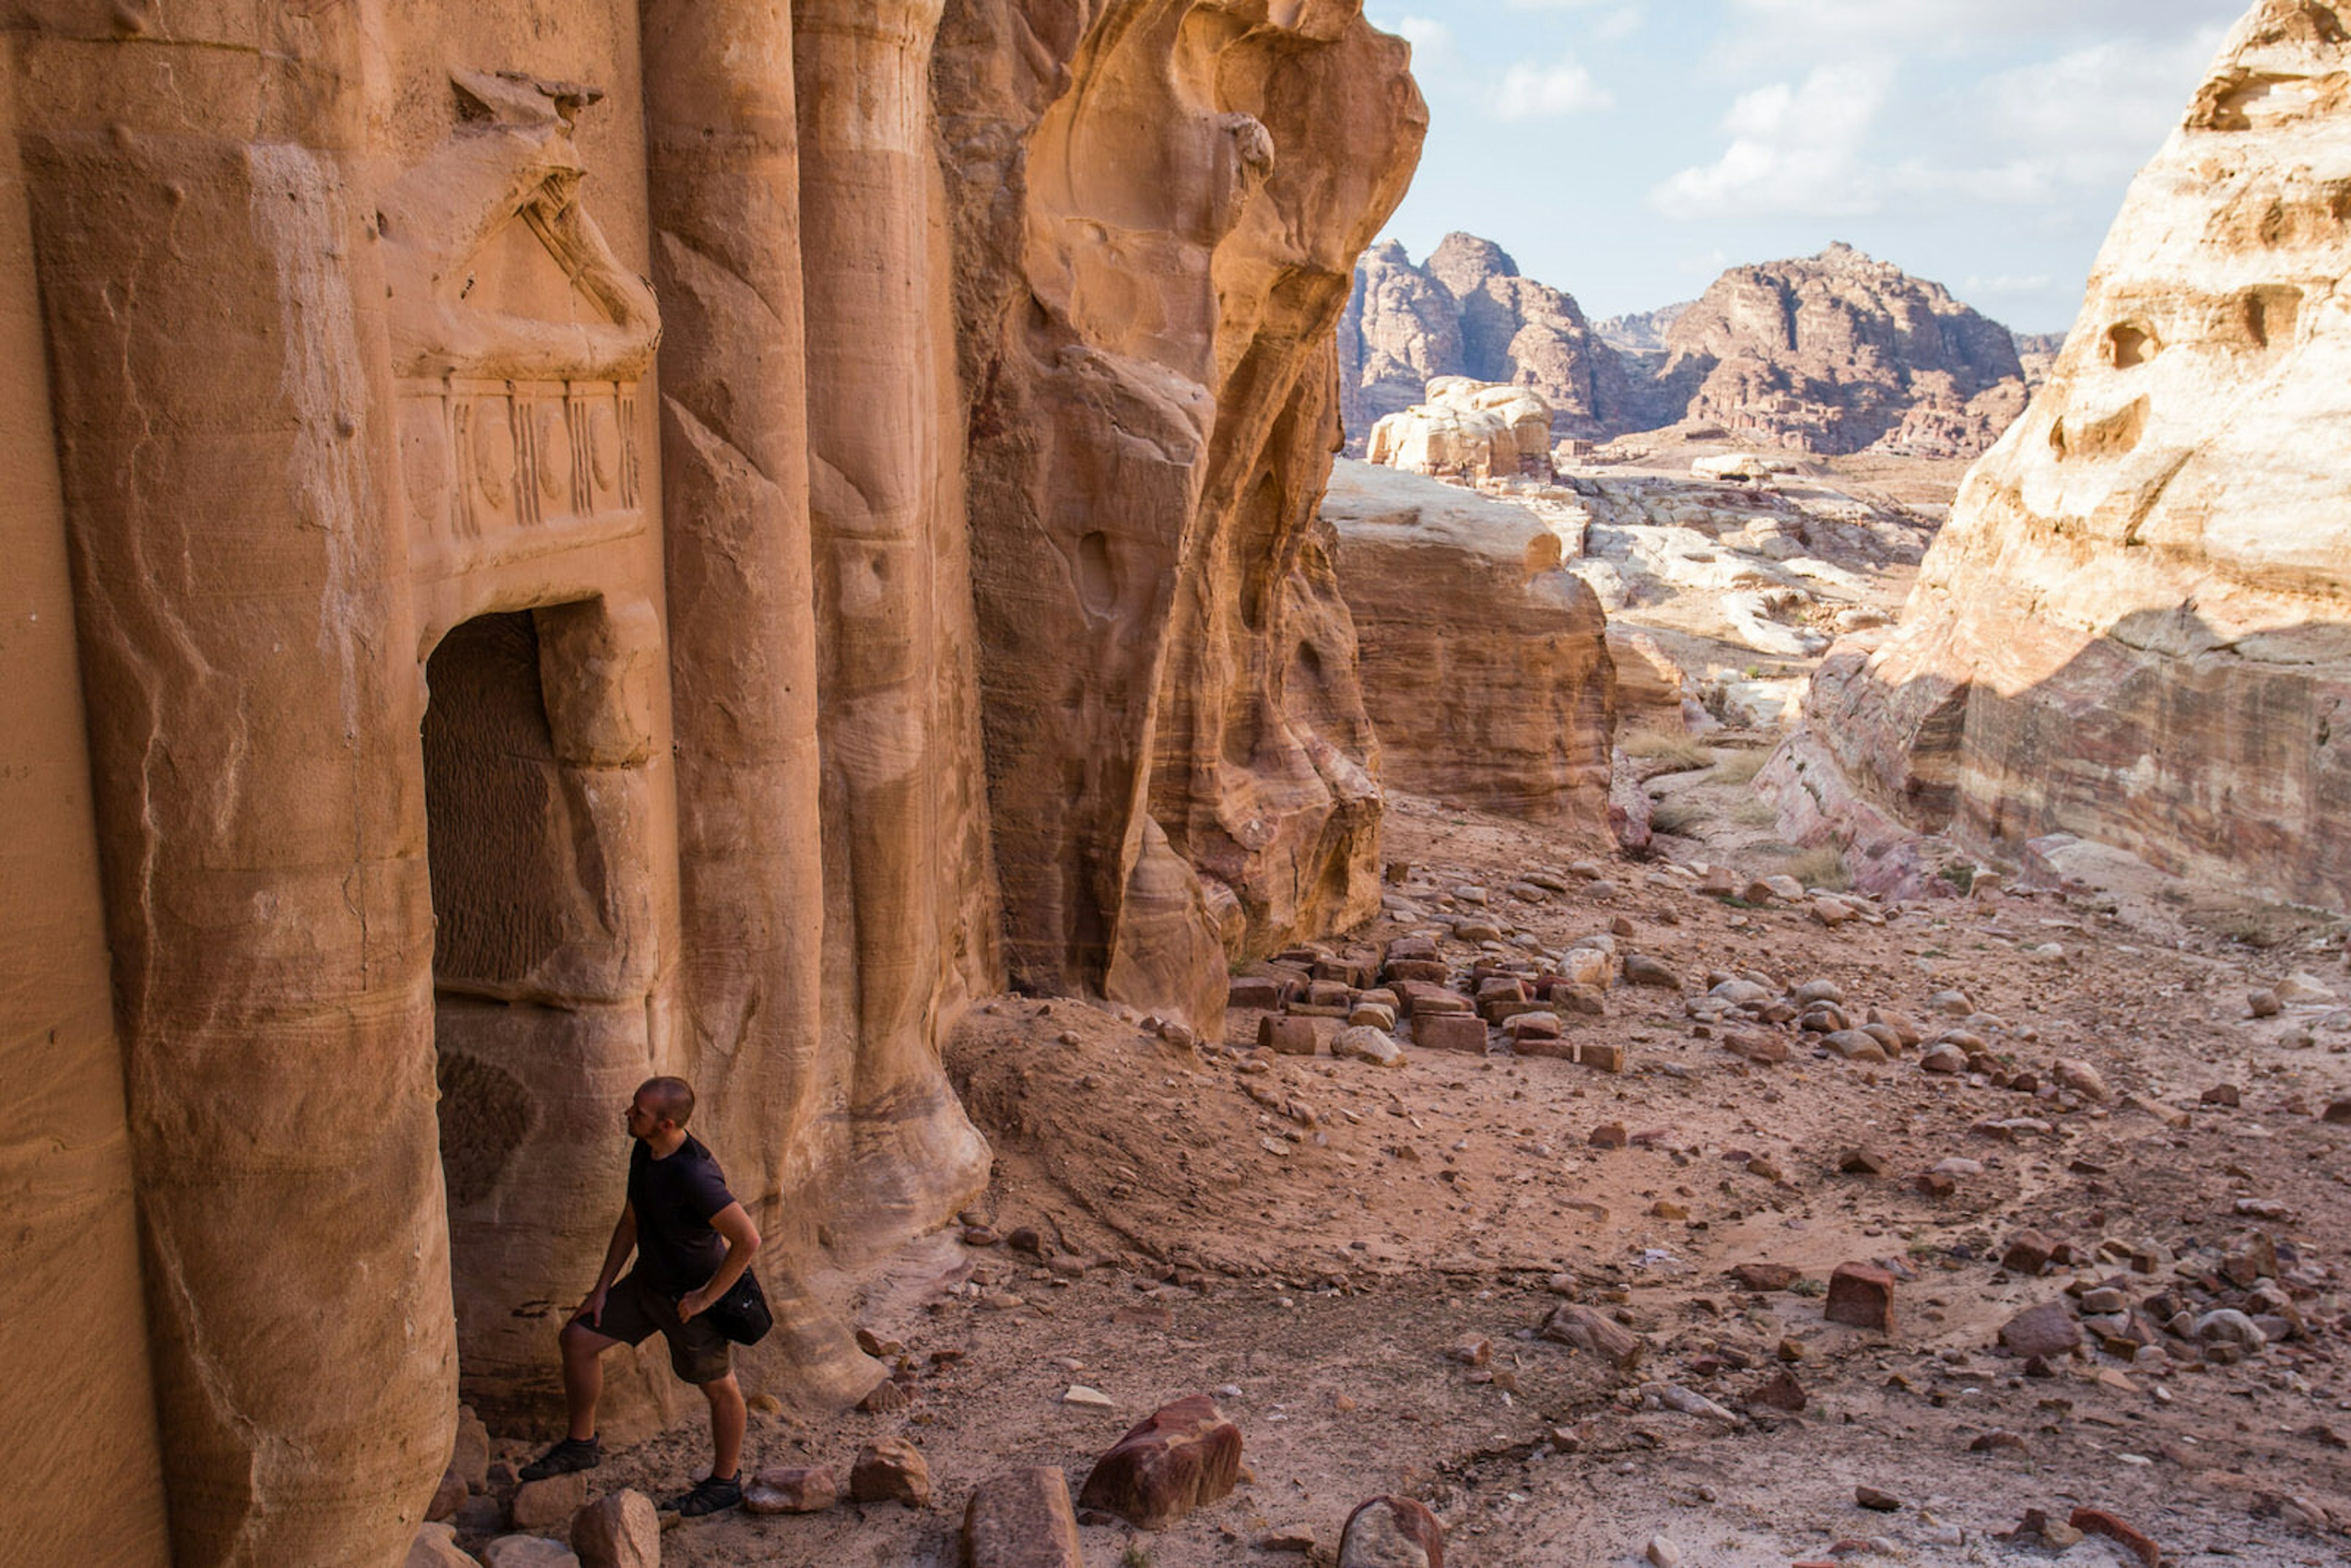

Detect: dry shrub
[1649, 797, 1708, 836]
[1783, 844, 1851, 891]
[1621, 727, 1715, 771]
[1711, 748, 1770, 785]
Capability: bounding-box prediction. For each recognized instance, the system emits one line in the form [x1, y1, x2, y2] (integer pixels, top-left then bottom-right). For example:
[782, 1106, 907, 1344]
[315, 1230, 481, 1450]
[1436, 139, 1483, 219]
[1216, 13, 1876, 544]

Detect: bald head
[634, 1076, 696, 1128]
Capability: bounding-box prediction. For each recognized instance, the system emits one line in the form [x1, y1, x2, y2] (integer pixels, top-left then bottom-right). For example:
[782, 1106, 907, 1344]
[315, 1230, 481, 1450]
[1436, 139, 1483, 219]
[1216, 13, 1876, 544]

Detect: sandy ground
[466, 777, 2351, 1568]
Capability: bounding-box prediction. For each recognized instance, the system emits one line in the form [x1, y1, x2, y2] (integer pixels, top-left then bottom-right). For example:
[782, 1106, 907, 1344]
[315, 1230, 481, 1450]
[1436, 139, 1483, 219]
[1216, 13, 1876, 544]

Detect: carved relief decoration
[384, 69, 661, 581]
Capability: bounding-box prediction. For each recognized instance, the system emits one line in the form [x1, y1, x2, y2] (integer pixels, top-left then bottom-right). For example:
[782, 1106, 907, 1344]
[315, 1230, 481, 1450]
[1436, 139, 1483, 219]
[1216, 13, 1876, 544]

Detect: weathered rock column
[0, 37, 171, 1566]
[793, 0, 994, 1248]
[641, 0, 876, 1405]
[16, 12, 449, 1564]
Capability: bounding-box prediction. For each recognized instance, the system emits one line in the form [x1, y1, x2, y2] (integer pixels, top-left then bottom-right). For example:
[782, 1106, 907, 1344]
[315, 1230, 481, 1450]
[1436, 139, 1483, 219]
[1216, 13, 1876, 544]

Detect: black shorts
[577, 1270, 731, 1386]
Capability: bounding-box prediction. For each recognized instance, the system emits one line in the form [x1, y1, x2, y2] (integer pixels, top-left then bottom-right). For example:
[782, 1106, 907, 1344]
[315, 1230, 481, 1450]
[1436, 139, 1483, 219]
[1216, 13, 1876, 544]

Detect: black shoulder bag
[700, 1269, 774, 1346]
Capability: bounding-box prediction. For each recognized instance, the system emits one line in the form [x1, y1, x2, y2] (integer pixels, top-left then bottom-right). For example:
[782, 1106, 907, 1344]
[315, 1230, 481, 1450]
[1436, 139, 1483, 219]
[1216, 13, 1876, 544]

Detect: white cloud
[1650, 62, 1889, 218]
[1387, 14, 1454, 56]
[1496, 58, 1615, 119]
[1963, 273, 2055, 296]
[1723, 0, 2233, 55]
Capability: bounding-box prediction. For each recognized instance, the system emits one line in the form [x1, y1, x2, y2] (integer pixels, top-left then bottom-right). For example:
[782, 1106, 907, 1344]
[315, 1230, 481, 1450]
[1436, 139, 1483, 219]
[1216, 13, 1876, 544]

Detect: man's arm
[676, 1202, 760, 1322]
[579, 1204, 638, 1326]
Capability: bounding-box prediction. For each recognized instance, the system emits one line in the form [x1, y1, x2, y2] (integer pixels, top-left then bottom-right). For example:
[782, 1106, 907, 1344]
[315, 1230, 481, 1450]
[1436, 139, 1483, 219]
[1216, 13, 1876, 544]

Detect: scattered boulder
[744, 1467, 837, 1515]
[1539, 1304, 1644, 1368]
[2053, 1059, 2109, 1101]
[407, 1524, 482, 1568]
[480, 1540, 579, 1568]
[850, 1439, 932, 1509]
[1338, 1495, 1445, 1568]
[1998, 1302, 2082, 1360]
[568, 1491, 657, 1568]
[1332, 1026, 1404, 1067]
[1824, 1263, 1895, 1332]
[509, 1474, 589, 1534]
[1624, 954, 1681, 989]
[1076, 1395, 1243, 1531]
[2070, 1508, 2160, 1567]
[962, 1468, 1084, 1568]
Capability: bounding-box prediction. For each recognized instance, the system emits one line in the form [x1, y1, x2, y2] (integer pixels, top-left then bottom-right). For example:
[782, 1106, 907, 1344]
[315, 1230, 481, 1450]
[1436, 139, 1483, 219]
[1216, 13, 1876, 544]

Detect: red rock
[1414, 1013, 1488, 1054]
[1076, 1395, 1242, 1531]
[1258, 1015, 1319, 1056]
[1338, 1495, 1444, 1568]
[2323, 1097, 2351, 1125]
[962, 1467, 1082, 1568]
[745, 1465, 838, 1514]
[570, 1489, 658, 1568]
[1575, 1040, 1627, 1073]
[509, 1472, 588, 1532]
[1998, 1300, 2082, 1360]
[1824, 1262, 1895, 1332]
[850, 1439, 932, 1509]
[1588, 1122, 1629, 1149]
[1745, 1370, 1807, 1412]
[1730, 1262, 1800, 1292]
[1227, 975, 1287, 1010]
[2070, 1508, 2160, 1567]
[2000, 1229, 2055, 1275]
[1837, 1148, 1888, 1176]
[1722, 1029, 1788, 1064]
[1539, 1304, 1644, 1368]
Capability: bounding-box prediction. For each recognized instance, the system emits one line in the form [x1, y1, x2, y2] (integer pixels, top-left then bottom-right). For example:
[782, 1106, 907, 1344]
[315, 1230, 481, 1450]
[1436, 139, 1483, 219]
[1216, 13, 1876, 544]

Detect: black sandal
[519, 1435, 600, 1481]
[664, 1472, 743, 1517]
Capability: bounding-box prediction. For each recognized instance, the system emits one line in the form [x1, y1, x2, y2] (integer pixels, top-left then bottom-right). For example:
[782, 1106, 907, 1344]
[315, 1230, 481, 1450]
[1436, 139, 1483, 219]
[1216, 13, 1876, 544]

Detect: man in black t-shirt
[519, 1076, 762, 1517]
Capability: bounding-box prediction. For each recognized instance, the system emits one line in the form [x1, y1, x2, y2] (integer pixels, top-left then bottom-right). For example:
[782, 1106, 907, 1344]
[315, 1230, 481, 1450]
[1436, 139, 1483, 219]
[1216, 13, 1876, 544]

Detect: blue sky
[1366, 0, 2246, 333]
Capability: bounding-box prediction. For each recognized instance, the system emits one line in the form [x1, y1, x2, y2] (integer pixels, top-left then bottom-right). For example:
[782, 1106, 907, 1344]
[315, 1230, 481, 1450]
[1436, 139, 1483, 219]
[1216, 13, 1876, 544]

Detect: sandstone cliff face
[939, 0, 1422, 1021]
[0, 5, 1419, 1565]
[1777, 0, 2351, 910]
[1324, 460, 1616, 832]
[1660, 243, 2028, 457]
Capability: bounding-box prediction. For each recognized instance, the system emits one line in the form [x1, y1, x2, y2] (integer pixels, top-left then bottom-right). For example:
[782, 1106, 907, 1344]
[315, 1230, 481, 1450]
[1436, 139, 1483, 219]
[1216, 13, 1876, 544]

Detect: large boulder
[1365, 378, 1558, 482]
[1076, 1395, 1244, 1530]
[1324, 462, 1616, 833]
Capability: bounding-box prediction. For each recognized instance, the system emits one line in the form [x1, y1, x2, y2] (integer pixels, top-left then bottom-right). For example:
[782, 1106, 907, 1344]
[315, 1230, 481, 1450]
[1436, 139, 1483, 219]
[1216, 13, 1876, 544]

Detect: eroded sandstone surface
[1775, 0, 2351, 912]
[0, 6, 1421, 1565]
[1323, 462, 1614, 834]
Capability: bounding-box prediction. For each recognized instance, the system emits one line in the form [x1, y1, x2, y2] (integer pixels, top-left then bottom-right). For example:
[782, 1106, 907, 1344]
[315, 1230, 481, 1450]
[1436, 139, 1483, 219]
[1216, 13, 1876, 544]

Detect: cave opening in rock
[421, 605, 656, 1433]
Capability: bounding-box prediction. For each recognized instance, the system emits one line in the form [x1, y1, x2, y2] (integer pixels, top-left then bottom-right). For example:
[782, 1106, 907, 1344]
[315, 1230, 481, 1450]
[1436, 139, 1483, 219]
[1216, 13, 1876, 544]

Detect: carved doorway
[421, 604, 666, 1431]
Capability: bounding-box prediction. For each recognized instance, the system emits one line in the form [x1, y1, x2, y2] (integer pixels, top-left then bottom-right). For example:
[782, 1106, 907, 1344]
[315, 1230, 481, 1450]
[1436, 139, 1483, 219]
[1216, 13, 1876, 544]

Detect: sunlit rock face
[0, 4, 1418, 1564]
[1659, 242, 2027, 458]
[1365, 378, 1558, 483]
[1324, 461, 1617, 835]
[1779, 0, 2351, 909]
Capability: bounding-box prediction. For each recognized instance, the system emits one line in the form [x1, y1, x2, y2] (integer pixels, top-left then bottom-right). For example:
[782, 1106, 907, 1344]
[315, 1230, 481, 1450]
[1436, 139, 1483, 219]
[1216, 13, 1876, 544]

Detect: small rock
[849, 1439, 932, 1509]
[1062, 1384, 1116, 1409]
[1259, 1015, 1319, 1056]
[2200, 1082, 2241, 1108]
[1447, 1335, 1492, 1367]
[2069, 1508, 2160, 1567]
[1969, 1430, 2030, 1457]
[427, 1469, 467, 1523]
[2322, 1097, 2351, 1125]
[859, 1377, 911, 1413]
[1623, 953, 1681, 990]
[1855, 1486, 1902, 1512]
[405, 1523, 481, 1568]
[1338, 1496, 1445, 1568]
[510, 1474, 589, 1534]
[479, 1541, 579, 1568]
[2192, 1308, 2265, 1348]
[1539, 1303, 1644, 1368]
[744, 1466, 837, 1515]
[1838, 1148, 1889, 1176]
[1824, 1262, 1895, 1332]
[2249, 988, 2282, 1018]
[1744, 1369, 1807, 1412]
[962, 1468, 1083, 1568]
[2054, 1059, 2109, 1101]
[1730, 1262, 1800, 1292]
[2000, 1229, 2055, 1275]
[568, 1491, 657, 1568]
[1998, 1300, 2082, 1360]
[1332, 1026, 1404, 1068]
[1588, 1122, 1629, 1149]
[1645, 1534, 1681, 1568]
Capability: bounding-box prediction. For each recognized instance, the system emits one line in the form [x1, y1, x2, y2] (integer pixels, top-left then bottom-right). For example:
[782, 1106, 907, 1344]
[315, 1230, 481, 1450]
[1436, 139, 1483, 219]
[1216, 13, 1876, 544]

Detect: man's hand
[676, 1284, 714, 1322]
[579, 1284, 609, 1327]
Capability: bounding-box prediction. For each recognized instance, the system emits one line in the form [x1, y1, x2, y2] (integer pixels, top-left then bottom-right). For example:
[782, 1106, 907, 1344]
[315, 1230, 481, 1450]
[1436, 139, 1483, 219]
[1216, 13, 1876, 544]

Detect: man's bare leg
[560, 1319, 621, 1442]
[702, 1370, 746, 1479]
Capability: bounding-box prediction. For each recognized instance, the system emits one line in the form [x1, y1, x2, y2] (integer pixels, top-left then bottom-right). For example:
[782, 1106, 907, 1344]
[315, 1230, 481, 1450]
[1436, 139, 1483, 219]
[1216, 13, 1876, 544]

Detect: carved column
[0, 36, 172, 1567]
[640, 0, 874, 1405]
[793, 0, 993, 1247]
[14, 11, 449, 1565]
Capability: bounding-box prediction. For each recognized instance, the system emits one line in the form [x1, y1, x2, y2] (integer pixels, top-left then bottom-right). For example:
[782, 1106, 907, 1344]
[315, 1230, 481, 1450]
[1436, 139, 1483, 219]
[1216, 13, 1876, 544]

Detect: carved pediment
[382, 68, 660, 382]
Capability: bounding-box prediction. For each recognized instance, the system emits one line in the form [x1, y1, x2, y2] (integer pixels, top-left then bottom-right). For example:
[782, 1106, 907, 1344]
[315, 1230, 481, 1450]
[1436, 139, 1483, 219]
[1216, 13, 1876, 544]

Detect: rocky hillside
[1339, 233, 1660, 441]
[1341, 237, 2030, 458]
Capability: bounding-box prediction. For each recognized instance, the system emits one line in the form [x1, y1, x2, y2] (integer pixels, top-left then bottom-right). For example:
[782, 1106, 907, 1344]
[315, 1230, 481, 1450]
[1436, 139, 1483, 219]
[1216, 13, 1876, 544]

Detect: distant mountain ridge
[1341, 234, 2036, 460]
